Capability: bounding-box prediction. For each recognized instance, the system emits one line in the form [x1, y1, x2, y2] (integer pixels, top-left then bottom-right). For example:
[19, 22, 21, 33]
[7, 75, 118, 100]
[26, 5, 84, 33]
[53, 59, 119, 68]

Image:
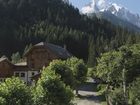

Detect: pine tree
[87, 36, 97, 67]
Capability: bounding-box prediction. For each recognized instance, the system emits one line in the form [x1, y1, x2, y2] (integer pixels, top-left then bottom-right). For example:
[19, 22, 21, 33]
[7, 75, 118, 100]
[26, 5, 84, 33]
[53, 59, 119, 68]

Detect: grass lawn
[101, 102, 107, 105]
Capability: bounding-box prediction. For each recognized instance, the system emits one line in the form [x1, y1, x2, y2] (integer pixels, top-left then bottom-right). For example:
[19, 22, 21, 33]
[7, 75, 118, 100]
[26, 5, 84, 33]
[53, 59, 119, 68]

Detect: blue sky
[69, 0, 140, 14]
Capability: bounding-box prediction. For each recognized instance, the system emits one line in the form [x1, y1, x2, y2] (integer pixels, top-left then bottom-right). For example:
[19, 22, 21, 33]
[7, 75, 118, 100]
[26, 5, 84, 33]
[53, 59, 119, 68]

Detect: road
[74, 82, 103, 105]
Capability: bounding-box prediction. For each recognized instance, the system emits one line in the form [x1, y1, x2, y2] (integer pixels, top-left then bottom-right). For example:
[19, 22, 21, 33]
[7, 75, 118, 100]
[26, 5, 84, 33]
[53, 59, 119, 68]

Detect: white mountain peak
[111, 3, 122, 11]
[82, 0, 107, 14]
[81, 0, 140, 28]
[81, 0, 123, 14]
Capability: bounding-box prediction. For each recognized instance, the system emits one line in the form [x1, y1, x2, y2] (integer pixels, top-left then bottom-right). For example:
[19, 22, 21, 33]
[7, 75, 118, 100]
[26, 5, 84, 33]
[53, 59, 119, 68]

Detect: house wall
[27, 71, 39, 83]
[14, 71, 28, 83]
[14, 66, 39, 84]
[14, 70, 39, 84]
[27, 47, 59, 69]
[0, 61, 14, 78]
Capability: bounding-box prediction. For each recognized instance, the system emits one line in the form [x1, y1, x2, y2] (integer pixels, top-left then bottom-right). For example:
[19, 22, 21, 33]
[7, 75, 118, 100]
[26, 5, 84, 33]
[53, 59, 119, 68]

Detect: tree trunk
[122, 68, 127, 105]
[76, 88, 79, 95]
[106, 84, 110, 105]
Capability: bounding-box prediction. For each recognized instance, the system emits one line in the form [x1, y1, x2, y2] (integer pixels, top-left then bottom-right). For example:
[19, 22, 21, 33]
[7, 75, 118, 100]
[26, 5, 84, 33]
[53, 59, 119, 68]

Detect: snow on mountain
[81, 0, 140, 28]
[82, 0, 107, 14]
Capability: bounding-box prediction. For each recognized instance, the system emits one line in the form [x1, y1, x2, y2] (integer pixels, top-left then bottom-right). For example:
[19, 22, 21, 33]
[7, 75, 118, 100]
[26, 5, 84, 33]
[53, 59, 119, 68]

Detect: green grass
[101, 101, 107, 105]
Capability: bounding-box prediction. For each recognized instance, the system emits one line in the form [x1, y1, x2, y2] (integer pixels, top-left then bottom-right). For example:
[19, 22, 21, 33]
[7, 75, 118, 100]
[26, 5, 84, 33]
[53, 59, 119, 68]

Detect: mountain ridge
[81, 0, 140, 29]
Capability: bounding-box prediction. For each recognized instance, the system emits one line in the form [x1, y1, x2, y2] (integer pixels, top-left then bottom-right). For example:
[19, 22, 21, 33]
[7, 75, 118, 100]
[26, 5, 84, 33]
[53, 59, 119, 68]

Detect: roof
[0, 56, 8, 62]
[25, 42, 72, 59]
[0, 56, 14, 66]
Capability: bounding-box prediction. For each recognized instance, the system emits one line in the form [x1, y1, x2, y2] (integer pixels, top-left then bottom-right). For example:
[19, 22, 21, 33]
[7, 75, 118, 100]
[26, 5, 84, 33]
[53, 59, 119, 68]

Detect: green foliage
[46, 60, 75, 88]
[96, 44, 140, 85]
[23, 44, 32, 56]
[0, 77, 32, 105]
[32, 58, 87, 104]
[87, 67, 96, 77]
[66, 57, 88, 85]
[96, 51, 123, 84]
[11, 52, 21, 64]
[0, 97, 6, 105]
[109, 88, 126, 105]
[96, 44, 140, 104]
[97, 84, 108, 94]
[129, 77, 140, 105]
[0, 0, 139, 60]
[34, 69, 74, 105]
[87, 36, 97, 67]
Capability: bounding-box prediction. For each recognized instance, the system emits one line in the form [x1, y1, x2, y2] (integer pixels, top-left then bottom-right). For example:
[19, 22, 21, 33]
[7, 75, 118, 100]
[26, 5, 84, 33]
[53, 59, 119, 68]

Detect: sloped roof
[0, 56, 8, 62]
[25, 42, 72, 59]
[0, 56, 14, 66]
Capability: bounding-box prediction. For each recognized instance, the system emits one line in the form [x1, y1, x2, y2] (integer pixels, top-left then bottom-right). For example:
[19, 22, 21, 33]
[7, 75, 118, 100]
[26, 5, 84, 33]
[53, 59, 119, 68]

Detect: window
[15, 73, 19, 77]
[21, 73, 25, 77]
[32, 72, 35, 76]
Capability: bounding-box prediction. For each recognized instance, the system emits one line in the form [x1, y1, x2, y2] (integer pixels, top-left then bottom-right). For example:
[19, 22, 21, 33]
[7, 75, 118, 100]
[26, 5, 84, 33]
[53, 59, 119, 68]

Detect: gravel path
[74, 91, 101, 105]
[74, 82, 101, 105]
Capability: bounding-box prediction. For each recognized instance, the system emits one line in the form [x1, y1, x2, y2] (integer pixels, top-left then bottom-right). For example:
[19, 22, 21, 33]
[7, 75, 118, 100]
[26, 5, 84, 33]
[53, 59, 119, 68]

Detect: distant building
[0, 56, 14, 82]
[0, 42, 72, 84]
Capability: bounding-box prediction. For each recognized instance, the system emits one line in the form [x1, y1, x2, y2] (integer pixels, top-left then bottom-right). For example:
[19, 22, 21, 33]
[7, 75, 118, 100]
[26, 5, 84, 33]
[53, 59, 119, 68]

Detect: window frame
[21, 73, 25, 77]
[32, 72, 35, 76]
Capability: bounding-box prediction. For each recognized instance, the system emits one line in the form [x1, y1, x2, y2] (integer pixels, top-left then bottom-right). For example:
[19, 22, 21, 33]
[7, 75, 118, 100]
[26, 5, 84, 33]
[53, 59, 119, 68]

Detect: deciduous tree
[0, 77, 32, 105]
[33, 68, 74, 105]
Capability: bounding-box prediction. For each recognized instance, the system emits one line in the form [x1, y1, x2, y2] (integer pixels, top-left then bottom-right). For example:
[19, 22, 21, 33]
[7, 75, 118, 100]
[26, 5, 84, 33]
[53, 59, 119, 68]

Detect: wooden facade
[26, 47, 58, 69]
[25, 42, 71, 69]
[0, 58, 14, 78]
[0, 42, 72, 83]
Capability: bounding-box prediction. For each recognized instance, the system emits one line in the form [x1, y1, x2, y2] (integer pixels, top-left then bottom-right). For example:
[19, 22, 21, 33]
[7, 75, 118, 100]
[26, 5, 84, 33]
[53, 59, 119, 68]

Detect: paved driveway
[74, 82, 102, 105]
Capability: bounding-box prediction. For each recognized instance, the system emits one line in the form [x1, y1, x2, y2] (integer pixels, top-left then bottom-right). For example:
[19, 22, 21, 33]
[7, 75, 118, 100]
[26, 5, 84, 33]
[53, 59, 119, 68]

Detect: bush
[66, 57, 87, 85]
[33, 69, 74, 105]
[0, 77, 32, 105]
[0, 97, 6, 105]
[109, 88, 127, 105]
[48, 60, 75, 88]
[129, 77, 140, 105]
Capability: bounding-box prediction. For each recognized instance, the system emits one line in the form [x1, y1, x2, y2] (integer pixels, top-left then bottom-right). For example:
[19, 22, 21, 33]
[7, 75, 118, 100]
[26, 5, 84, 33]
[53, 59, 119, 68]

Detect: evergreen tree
[11, 52, 21, 64]
[87, 36, 97, 67]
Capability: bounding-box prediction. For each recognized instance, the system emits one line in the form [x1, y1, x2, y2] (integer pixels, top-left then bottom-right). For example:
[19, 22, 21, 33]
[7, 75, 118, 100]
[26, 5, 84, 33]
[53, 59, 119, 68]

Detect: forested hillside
[0, 0, 140, 66]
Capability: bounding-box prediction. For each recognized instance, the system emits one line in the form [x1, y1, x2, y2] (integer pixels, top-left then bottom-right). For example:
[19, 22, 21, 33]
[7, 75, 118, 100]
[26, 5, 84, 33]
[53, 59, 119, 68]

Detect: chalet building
[0, 42, 72, 84]
[25, 42, 71, 69]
